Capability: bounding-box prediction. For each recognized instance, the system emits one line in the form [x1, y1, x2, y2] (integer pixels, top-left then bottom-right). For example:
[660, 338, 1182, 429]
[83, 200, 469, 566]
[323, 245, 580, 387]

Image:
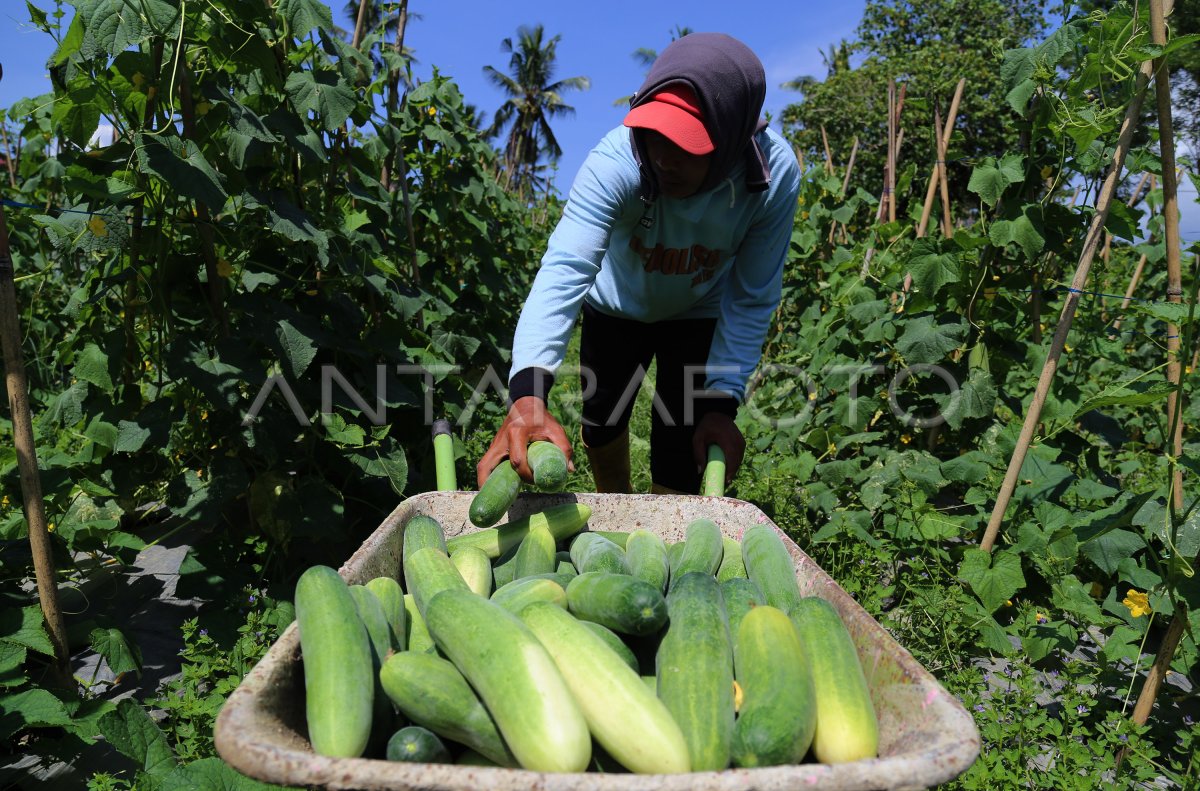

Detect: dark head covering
[626, 32, 771, 198]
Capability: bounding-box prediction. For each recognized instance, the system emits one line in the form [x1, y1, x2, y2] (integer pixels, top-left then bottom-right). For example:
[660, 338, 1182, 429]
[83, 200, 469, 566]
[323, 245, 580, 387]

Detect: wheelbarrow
[214, 425, 980, 790]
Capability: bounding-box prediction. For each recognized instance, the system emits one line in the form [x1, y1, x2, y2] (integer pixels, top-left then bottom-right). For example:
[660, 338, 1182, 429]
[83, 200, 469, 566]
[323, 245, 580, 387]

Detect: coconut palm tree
[483, 24, 590, 196]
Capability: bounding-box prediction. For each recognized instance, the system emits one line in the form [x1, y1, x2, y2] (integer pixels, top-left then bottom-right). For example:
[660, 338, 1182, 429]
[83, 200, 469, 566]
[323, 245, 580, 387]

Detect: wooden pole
[934, 105, 953, 239]
[829, 136, 860, 244]
[820, 125, 835, 177]
[886, 80, 896, 225]
[916, 79, 966, 238]
[351, 0, 370, 48]
[979, 43, 1156, 553]
[0, 204, 72, 685]
[1149, 4, 1185, 515]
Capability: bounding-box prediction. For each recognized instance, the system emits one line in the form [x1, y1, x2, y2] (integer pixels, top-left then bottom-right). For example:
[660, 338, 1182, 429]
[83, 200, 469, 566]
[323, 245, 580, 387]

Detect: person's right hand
[476, 396, 574, 487]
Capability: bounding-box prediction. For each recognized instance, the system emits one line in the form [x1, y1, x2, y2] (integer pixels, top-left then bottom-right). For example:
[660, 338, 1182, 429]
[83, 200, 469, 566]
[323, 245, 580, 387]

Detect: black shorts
[578, 302, 717, 493]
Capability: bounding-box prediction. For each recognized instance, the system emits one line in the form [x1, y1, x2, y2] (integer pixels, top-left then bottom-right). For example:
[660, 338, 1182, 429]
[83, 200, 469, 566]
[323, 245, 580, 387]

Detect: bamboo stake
[351, 0, 370, 48]
[979, 42, 1157, 553]
[886, 80, 896, 224]
[1149, 12, 1184, 515]
[1069, 186, 1081, 206]
[0, 204, 71, 685]
[829, 136, 860, 244]
[820, 125, 835, 177]
[916, 79, 965, 238]
[934, 105, 953, 239]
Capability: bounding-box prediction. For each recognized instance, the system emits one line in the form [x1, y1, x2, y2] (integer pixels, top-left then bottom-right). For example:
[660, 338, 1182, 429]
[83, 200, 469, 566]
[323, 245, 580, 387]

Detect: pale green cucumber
[403, 593, 435, 653]
[556, 559, 579, 578]
[625, 529, 669, 593]
[365, 576, 406, 651]
[295, 565, 373, 758]
[450, 546, 493, 597]
[579, 620, 639, 672]
[569, 532, 631, 575]
[742, 524, 802, 613]
[732, 605, 816, 767]
[492, 543, 520, 589]
[446, 503, 592, 559]
[565, 572, 668, 636]
[469, 460, 521, 527]
[588, 529, 630, 550]
[424, 589, 591, 772]
[716, 536, 747, 582]
[403, 514, 447, 561]
[406, 547, 469, 621]
[514, 522, 557, 579]
[528, 441, 569, 492]
[656, 571, 734, 771]
[519, 601, 690, 773]
[721, 577, 766, 640]
[490, 576, 567, 614]
[789, 597, 879, 764]
[672, 518, 724, 584]
[379, 650, 516, 766]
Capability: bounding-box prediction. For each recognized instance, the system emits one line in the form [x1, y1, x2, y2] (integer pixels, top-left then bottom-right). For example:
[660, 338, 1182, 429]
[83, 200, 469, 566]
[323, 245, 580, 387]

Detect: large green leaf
[941, 368, 996, 430]
[968, 154, 1024, 207]
[1081, 529, 1145, 576]
[284, 70, 356, 133]
[73, 342, 114, 393]
[160, 757, 280, 790]
[51, 76, 103, 148]
[115, 419, 152, 453]
[135, 134, 228, 212]
[895, 316, 966, 364]
[907, 238, 961, 299]
[98, 699, 178, 778]
[275, 319, 318, 380]
[90, 628, 143, 677]
[0, 688, 73, 741]
[958, 548, 1026, 612]
[275, 0, 334, 35]
[1074, 380, 1178, 417]
[79, 0, 146, 59]
[989, 209, 1045, 259]
[0, 642, 27, 688]
[0, 606, 54, 656]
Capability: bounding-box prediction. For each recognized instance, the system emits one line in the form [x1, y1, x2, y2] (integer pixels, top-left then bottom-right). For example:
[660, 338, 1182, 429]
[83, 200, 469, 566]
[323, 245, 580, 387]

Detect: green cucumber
[569, 532, 631, 575]
[514, 522, 557, 579]
[450, 546, 493, 597]
[492, 543, 520, 589]
[580, 621, 639, 673]
[447, 503, 592, 559]
[668, 541, 686, 576]
[350, 584, 399, 752]
[672, 518, 724, 584]
[656, 571, 734, 771]
[716, 537, 747, 582]
[379, 651, 516, 767]
[565, 572, 667, 636]
[588, 529, 630, 550]
[721, 577, 766, 640]
[365, 576, 406, 651]
[742, 524, 802, 614]
[403, 593, 435, 653]
[424, 589, 591, 772]
[518, 601, 691, 773]
[789, 597, 879, 764]
[732, 605, 816, 767]
[469, 460, 521, 527]
[386, 726, 451, 763]
[528, 441, 569, 492]
[403, 515, 447, 561]
[406, 547, 470, 621]
[625, 529, 669, 593]
[490, 576, 567, 614]
[294, 566, 373, 758]
[556, 559, 578, 578]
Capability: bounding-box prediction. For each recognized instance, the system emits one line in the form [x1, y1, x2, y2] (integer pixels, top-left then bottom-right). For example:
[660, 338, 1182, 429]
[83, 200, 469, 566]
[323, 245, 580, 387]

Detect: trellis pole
[916, 79, 965, 239]
[0, 203, 71, 685]
[1127, 0, 1188, 740]
[979, 22, 1158, 553]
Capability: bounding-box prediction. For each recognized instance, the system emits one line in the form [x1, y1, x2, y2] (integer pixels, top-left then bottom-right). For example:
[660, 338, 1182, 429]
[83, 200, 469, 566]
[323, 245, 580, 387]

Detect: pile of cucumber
[294, 501, 880, 773]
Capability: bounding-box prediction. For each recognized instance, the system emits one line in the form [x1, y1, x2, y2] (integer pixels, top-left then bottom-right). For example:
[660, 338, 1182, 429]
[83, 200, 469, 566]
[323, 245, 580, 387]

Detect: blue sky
[1, 1, 1196, 243]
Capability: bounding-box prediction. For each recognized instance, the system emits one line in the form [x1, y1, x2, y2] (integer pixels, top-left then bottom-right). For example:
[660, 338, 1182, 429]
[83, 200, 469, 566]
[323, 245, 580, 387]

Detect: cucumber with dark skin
[565, 572, 668, 636]
[469, 460, 521, 527]
[386, 726, 451, 763]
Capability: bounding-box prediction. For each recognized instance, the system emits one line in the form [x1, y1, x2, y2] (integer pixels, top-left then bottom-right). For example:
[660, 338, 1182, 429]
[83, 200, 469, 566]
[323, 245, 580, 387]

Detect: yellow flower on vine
[427, 106, 437, 117]
[900, 434, 912, 444]
[1122, 589, 1151, 618]
[88, 216, 108, 238]
[216, 259, 233, 278]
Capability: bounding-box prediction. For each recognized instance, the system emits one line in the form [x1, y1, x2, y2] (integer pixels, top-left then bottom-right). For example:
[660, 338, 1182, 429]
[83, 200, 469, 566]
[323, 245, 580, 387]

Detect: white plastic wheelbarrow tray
[214, 491, 981, 791]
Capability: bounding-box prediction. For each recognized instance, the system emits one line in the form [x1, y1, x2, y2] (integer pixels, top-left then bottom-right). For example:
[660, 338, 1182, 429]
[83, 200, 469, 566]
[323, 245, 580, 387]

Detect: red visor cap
[623, 85, 714, 155]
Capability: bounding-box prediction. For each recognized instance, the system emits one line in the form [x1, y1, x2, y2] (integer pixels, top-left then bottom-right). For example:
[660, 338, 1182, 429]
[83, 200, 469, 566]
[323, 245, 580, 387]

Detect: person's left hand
[692, 411, 745, 485]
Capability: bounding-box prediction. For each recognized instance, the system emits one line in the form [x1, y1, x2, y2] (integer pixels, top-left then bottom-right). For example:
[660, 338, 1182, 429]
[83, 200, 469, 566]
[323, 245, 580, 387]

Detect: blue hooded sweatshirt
[509, 33, 800, 406]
